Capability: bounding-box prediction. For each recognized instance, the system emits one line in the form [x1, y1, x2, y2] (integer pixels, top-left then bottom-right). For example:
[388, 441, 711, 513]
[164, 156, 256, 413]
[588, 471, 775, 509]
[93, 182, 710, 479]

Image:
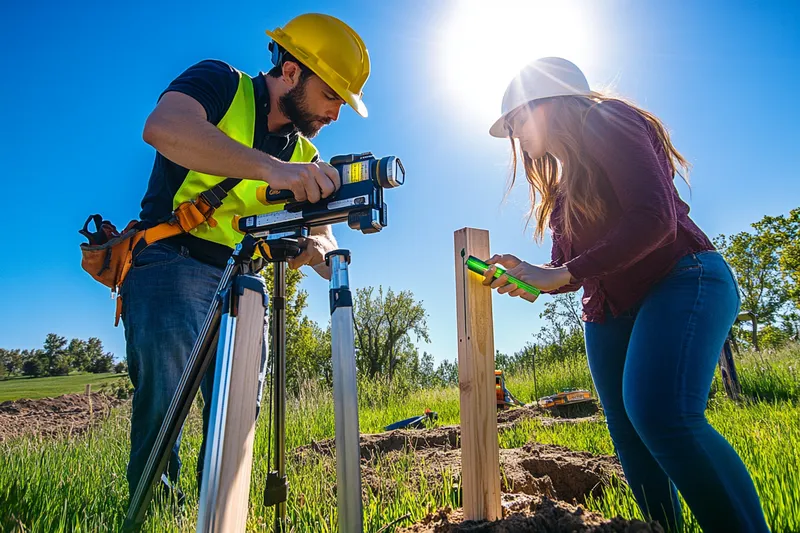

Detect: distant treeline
[0, 335, 123, 379]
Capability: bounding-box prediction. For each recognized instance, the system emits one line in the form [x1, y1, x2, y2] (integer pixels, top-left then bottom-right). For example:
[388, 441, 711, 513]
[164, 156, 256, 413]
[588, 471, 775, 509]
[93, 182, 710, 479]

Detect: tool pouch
[79, 195, 221, 326]
[79, 215, 141, 291]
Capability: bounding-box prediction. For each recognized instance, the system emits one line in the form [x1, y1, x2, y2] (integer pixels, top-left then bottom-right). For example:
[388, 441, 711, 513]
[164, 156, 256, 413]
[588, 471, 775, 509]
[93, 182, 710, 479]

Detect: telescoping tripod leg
[196, 272, 268, 532]
[265, 261, 289, 532]
[326, 250, 364, 533]
[123, 235, 259, 532]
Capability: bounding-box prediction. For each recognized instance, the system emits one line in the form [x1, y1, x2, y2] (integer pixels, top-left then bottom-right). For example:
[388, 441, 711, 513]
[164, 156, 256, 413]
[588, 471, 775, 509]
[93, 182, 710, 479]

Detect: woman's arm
[564, 102, 678, 282]
[546, 236, 581, 294]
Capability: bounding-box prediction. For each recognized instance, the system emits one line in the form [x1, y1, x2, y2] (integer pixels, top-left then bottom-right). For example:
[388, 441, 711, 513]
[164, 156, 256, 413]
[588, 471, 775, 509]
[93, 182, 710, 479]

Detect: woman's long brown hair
[507, 92, 690, 242]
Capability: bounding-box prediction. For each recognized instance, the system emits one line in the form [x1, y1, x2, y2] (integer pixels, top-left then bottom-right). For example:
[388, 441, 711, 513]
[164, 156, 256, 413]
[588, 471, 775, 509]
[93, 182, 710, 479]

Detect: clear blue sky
[1, 1, 798, 365]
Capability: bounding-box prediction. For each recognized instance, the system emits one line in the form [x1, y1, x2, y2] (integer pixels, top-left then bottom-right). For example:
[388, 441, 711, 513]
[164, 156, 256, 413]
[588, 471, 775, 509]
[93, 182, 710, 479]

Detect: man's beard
[278, 79, 329, 138]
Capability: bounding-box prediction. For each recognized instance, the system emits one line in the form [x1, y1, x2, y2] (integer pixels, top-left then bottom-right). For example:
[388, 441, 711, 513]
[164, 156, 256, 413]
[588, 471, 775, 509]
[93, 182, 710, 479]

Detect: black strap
[198, 131, 305, 209]
[199, 177, 241, 209]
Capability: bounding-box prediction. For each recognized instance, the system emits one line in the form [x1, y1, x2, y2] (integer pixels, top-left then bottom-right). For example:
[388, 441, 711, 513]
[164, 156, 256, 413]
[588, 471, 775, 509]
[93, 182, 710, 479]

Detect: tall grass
[1, 344, 798, 532]
[500, 399, 800, 532]
[725, 347, 800, 402]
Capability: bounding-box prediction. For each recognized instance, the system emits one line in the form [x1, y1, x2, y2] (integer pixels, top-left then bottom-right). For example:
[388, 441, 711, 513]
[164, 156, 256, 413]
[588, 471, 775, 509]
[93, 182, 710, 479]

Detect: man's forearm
[143, 93, 277, 181]
[310, 224, 337, 248]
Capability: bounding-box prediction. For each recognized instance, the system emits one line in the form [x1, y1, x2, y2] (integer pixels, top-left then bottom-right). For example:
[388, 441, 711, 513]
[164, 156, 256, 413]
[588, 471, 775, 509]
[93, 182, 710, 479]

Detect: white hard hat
[489, 57, 591, 138]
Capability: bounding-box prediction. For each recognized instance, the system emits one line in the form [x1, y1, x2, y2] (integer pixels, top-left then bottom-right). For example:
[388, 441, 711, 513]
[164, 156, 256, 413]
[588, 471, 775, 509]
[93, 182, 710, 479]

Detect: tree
[43, 333, 70, 376]
[87, 352, 114, 374]
[416, 351, 436, 388]
[353, 286, 430, 381]
[0, 348, 23, 376]
[114, 361, 128, 374]
[286, 317, 332, 392]
[83, 337, 107, 373]
[781, 312, 800, 343]
[78, 337, 114, 373]
[260, 263, 334, 395]
[541, 292, 584, 333]
[21, 351, 45, 377]
[715, 228, 789, 345]
[753, 207, 800, 308]
[535, 293, 586, 363]
[434, 358, 458, 386]
[495, 350, 512, 370]
[67, 338, 90, 372]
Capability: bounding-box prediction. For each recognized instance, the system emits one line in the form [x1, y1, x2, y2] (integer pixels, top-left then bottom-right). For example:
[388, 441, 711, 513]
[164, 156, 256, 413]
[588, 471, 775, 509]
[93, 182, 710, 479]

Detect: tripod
[123, 229, 364, 533]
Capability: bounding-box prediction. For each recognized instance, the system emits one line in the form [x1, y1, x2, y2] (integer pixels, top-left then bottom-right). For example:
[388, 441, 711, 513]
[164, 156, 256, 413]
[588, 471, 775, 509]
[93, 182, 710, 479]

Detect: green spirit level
[466, 256, 541, 297]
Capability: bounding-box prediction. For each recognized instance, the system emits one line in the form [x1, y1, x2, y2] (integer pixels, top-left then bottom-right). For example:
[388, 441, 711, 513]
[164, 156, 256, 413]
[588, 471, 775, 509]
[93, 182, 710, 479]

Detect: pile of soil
[352, 440, 624, 507]
[294, 407, 598, 462]
[295, 408, 660, 532]
[399, 493, 664, 532]
[0, 393, 126, 441]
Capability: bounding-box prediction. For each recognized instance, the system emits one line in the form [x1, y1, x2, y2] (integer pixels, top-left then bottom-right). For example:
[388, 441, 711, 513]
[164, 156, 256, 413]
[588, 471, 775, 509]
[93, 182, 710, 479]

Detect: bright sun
[439, 0, 600, 127]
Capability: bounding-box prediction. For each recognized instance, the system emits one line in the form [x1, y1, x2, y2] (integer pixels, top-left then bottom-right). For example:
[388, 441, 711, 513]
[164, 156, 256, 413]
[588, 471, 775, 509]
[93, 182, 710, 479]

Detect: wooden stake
[85, 384, 92, 417]
[454, 228, 502, 521]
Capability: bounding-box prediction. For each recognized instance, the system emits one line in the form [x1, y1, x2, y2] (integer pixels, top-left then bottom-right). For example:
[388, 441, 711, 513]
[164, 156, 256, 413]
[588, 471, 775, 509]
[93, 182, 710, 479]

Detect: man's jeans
[585, 251, 769, 533]
[121, 241, 258, 498]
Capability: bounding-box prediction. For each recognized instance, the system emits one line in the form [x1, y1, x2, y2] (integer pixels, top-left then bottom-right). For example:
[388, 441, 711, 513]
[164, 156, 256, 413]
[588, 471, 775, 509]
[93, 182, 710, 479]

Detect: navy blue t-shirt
[138, 59, 309, 267]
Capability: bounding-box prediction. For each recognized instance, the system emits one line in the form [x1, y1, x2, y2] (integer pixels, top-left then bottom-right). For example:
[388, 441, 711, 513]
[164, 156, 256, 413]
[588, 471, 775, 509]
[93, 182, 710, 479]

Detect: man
[122, 13, 371, 500]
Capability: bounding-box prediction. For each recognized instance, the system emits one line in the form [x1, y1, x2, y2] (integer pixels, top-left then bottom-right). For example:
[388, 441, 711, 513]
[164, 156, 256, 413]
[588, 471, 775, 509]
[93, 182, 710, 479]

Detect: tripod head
[230, 228, 310, 270]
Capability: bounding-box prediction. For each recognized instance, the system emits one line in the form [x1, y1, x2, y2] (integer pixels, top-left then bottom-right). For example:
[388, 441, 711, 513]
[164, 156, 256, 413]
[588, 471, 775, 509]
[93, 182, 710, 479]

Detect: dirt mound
[293, 407, 599, 462]
[297, 424, 461, 462]
[0, 393, 126, 441]
[295, 408, 644, 532]
[502, 443, 623, 503]
[359, 443, 623, 506]
[399, 494, 664, 532]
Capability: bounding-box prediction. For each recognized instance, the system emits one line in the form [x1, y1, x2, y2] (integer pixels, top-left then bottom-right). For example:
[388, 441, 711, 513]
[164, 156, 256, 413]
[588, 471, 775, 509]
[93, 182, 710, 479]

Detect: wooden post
[454, 228, 502, 521]
[85, 384, 93, 417]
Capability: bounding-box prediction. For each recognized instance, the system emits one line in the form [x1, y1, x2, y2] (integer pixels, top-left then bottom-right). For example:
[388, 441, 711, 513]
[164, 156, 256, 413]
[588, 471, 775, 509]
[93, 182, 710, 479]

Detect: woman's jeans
[121, 242, 264, 499]
[585, 251, 769, 533]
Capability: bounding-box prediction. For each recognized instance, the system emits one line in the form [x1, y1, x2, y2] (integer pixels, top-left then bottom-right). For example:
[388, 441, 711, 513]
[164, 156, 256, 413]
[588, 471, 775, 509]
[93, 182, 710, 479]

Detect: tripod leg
[124, 259, 237, 532]
[718, 332, 742, 401]
[327, 250, 364, 533]
[273, 261, 288, 531]
[197, 273, 268, 532]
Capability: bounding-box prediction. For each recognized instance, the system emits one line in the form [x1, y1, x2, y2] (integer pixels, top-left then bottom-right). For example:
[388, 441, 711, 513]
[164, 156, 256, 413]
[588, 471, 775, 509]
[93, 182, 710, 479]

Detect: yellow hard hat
[266, 13, 370, 117]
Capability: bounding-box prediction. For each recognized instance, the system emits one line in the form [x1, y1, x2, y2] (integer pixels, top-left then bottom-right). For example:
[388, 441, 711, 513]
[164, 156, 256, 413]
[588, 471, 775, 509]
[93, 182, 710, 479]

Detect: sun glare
[439, 0, 600, 128]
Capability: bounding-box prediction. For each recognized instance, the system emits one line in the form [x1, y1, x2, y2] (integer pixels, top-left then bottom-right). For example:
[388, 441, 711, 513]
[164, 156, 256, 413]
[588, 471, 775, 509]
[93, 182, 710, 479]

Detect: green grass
[1, 345, 799, 532]
[0, 373, 124, 402]
[499, 399, 800, 532]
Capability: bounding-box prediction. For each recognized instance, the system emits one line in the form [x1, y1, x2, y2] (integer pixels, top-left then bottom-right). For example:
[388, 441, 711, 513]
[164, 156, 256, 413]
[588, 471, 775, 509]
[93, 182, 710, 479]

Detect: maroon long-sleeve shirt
[548, 100, 715, 322]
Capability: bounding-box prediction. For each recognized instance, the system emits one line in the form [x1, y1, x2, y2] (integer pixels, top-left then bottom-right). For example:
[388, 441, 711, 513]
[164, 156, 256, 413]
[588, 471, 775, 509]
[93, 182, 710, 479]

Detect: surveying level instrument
[123, 153, 404, 533]
[247, 151, 405, 236]
[466, 255, 541, 297]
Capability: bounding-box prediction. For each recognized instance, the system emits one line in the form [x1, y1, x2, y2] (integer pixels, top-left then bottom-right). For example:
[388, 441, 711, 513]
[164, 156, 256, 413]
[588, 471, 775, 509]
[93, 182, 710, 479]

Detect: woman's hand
[482, 254, 573, 302]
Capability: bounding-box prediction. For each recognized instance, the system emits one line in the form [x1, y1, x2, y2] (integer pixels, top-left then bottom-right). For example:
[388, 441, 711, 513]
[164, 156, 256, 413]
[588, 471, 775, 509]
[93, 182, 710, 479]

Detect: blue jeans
[585, 251, 769, 533]
[121, 242, 226, 497]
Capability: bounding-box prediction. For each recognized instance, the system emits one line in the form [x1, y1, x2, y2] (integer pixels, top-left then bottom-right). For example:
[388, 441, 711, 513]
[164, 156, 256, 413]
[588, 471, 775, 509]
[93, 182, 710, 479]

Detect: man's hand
[287, 226, 337, 279]
[265, 160, 341, 203]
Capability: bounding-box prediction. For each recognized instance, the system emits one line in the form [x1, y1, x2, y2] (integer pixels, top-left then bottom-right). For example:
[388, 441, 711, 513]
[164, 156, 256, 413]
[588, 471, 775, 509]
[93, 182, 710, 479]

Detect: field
[0, 346, 798, 532]
[0, 373, 122, 403]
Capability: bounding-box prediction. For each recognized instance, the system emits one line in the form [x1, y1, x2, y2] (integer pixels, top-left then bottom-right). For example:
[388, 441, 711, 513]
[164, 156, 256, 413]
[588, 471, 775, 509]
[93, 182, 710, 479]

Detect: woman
[483, 57, 769, 533]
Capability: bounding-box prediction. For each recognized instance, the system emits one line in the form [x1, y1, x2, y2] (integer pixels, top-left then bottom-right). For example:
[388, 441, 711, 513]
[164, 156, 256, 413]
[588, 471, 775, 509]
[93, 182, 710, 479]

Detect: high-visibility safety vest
[172, 69, 319, 250]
